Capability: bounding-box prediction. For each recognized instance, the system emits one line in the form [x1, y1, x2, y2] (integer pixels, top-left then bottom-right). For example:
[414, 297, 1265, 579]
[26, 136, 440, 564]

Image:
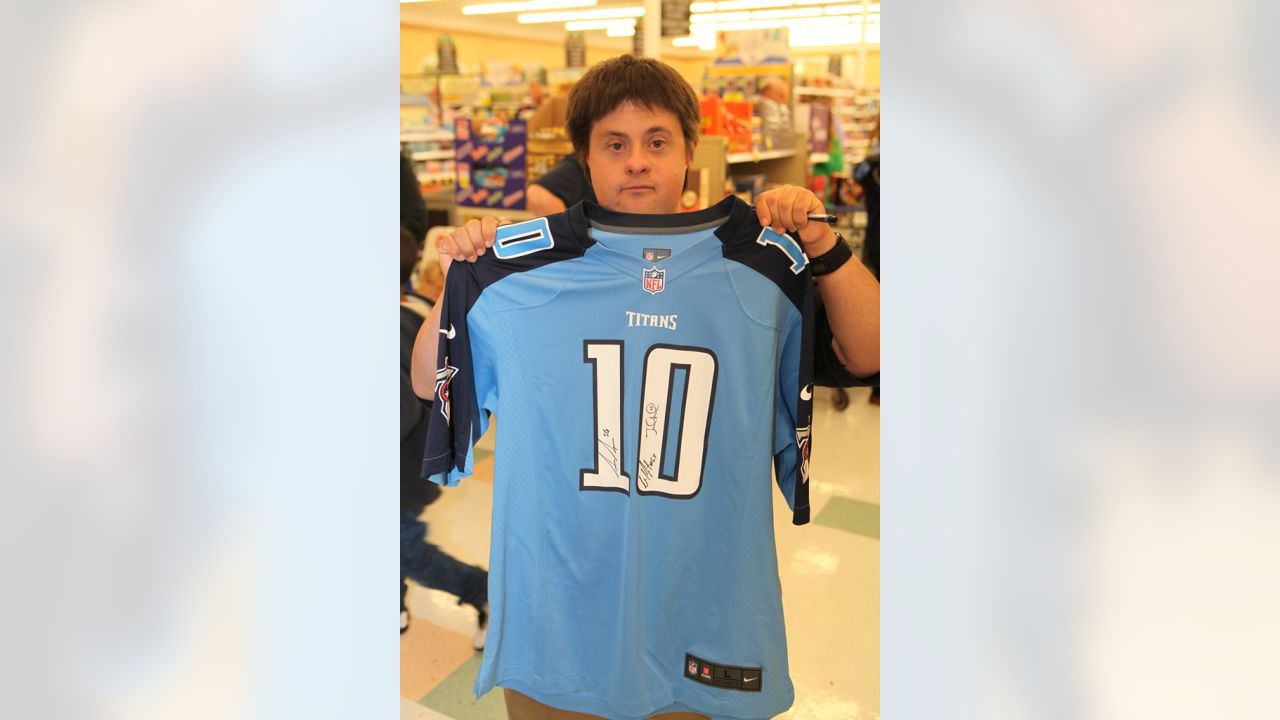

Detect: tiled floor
[401, 387, 879, 719]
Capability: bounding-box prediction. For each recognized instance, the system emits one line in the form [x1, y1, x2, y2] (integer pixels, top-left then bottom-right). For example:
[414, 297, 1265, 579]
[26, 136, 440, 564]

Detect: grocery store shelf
[795, 86, 856, 98]
[401, 130, 455, 142]
[727, 148, 796, 164]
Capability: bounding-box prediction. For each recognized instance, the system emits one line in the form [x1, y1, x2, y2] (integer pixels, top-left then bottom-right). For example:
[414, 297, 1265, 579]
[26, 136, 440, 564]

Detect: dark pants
[400, 508, 488, 613]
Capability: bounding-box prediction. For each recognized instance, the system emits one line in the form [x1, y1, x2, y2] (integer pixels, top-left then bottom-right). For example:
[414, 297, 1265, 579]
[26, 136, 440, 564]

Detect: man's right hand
[440, 216, 505, 262]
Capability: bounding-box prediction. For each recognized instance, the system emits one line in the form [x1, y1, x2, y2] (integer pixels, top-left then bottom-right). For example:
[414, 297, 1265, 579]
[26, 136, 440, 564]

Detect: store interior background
[400, 2, 880, 86]
[402, 0, 879, 246]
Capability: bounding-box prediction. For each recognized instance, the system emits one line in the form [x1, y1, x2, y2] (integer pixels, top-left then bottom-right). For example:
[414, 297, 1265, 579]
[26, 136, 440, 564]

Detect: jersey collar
[564, 195, 755, 279]
[567, 194, 752, 246]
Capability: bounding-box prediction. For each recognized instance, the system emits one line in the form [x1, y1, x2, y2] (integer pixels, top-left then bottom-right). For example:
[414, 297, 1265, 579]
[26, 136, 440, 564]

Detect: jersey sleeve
[421, 263, 493, 487]
[773, 285, 816, 525]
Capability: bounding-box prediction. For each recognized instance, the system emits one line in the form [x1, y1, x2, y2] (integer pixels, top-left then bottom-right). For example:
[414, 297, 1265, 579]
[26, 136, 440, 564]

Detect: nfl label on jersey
[423, 195, 816, 720]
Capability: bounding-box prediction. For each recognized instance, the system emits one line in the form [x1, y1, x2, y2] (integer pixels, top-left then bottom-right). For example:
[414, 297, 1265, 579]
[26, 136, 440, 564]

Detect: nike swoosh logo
[743, 676, 758, 683]
[800, 385, 812, 401]
[440, 325, 456, 339]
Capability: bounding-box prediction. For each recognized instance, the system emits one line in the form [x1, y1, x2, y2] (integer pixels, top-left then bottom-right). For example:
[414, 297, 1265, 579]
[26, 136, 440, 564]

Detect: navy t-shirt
[532, 155, 596, 207]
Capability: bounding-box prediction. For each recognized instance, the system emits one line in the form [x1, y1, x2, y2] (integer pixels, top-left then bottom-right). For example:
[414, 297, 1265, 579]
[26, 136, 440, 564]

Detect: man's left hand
[753, 186, 838, 257]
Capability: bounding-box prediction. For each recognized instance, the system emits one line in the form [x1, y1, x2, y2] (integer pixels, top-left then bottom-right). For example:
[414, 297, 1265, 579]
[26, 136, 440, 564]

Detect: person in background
[758, 76, 795, 149]
[518, 81, 546, 119]
[401, 154, 428, 255]
[854, 115, 879, 281]
[853, 116, 880, 403]
[400, 179, 489, 648]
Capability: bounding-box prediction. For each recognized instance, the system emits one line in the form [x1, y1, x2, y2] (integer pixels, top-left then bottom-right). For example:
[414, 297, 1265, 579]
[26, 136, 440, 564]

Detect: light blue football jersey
[423, 196, 816, 720]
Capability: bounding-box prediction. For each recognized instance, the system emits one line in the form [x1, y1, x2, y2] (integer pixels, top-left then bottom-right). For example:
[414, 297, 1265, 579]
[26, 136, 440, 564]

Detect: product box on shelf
[729, 173, 767, 204]
[454, 117, 527, 210]
[829, 174, 862, 210]
[700, 95, 754, 154]
[679, 167, 712, 213]
[808, 104, 830, 155]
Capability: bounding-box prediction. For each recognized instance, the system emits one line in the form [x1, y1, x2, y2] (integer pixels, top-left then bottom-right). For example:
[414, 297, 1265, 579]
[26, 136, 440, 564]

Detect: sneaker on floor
[472, 603, 488, 651]
[400, 609, 409, 634]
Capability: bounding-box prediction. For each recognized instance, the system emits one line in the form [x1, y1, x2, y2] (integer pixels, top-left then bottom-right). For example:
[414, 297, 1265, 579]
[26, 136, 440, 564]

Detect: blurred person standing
[400, 171, 488, 649]
[854, 116, 879, 281]
[759, 76, 795, 150]
[401, 154, 429, 255]
[853, 118, 879, 403]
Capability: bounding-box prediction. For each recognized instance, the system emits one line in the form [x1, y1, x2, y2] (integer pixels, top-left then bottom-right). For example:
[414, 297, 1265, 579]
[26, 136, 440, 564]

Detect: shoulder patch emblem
[493, 217, 554, 259]
[755, 227, 808, 275]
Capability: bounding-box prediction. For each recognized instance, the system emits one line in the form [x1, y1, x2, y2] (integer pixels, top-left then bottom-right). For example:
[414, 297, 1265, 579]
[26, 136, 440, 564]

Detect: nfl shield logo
[687, 660, 698, 675]
[642, 266, 665, 295]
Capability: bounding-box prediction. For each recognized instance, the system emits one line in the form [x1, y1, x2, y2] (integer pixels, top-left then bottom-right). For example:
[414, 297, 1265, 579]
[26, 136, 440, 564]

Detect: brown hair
[566, 55, 700, 161]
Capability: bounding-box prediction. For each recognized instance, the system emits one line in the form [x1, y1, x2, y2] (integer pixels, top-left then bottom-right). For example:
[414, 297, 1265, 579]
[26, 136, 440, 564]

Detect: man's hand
[753, 186, 838, 257]
[756, 185, 879, 380]
[436, 240, 454, 279]
[439, 216, 508, 262]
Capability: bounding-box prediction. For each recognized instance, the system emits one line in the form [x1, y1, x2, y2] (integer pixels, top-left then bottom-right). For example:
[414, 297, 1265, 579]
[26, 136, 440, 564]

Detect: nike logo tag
[440, 325, 457, 339]
[684, 653, 762, 692]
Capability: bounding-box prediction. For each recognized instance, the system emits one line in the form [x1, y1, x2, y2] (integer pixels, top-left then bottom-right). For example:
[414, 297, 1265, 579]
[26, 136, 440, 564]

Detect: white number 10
[580, 342, 718, 498]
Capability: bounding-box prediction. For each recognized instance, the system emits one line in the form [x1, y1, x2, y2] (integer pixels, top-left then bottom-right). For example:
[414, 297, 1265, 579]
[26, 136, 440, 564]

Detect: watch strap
[808, 233, 853, 276]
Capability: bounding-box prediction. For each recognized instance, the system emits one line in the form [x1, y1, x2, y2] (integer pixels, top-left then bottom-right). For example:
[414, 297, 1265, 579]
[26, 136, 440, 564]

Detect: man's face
[585, 101, 690, 214]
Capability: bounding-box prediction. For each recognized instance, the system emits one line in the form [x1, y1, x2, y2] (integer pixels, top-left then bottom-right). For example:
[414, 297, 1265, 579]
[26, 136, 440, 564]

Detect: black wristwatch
[808, 232, 853, 277]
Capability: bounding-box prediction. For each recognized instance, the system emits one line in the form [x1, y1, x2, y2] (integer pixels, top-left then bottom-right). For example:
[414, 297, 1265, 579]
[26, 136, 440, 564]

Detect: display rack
[721, 133, 812, 192]
[795, 84, 879, 169]
[526, 137, 574, 186]
[794, 86, 856, 98]
[727, 148, 795, 164]
[401, 71, 459, 190]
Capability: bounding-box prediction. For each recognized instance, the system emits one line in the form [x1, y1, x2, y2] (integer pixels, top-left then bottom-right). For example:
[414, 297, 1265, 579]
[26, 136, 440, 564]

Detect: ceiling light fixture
[518, 6, 645, 23]
[751, 7, 823, 19]
[822, 4, 878, 15]
[462, 0, 597, 15]
[685, 11, 752, 23]
[564, 18, 638, 30]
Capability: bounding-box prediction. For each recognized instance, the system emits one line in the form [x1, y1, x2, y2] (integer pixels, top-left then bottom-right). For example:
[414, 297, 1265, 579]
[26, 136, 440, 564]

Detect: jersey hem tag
[684, 653, 762, 692]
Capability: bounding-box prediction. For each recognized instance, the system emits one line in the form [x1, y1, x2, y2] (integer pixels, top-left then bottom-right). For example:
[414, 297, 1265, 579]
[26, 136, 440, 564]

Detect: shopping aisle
[400, 387, 879, 719]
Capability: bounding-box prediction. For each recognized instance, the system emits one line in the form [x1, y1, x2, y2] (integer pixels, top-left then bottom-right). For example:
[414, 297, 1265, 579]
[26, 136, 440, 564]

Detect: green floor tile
[813, 496, 879, 539]
[419, 654, 506, 720]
